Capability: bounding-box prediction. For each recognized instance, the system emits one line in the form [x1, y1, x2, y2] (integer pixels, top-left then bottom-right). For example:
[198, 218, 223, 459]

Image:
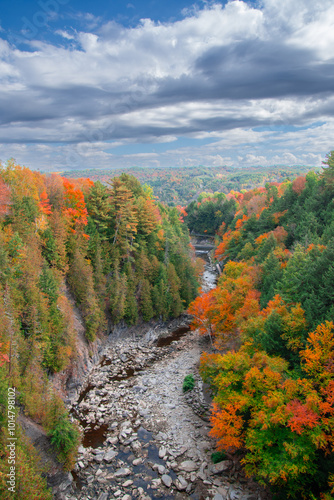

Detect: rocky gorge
[53, 251, 270, 500]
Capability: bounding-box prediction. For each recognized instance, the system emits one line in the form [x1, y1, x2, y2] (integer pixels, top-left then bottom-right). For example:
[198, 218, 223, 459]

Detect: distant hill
[61, 165, 320, 206]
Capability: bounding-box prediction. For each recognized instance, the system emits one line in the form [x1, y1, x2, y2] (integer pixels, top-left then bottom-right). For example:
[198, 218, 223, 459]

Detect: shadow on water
[82, 423, 109, 448]
[99, 355, 112, 367]
[77, 383, 95, 405]
[156, 326, 190, 347]
[137, 426, 153, 443]
[71, 470, 84, 491]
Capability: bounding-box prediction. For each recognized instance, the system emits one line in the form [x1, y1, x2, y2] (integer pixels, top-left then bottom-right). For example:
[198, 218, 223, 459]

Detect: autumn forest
[1, 153, 334, 499]
[0, 161, 199, 498]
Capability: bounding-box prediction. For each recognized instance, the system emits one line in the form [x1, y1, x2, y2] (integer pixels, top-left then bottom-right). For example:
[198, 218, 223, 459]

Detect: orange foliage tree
[62, 178, 88, 236]
[187, 289, 216, 344]
[38, 191, 52, 215]
[188, 261, 260, 348]
[292, 175, 306, 194]
[200, 321, 334, 497]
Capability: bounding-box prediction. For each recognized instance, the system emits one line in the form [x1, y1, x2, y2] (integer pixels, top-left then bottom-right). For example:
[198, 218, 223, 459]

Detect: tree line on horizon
[63, 164, 318, 208]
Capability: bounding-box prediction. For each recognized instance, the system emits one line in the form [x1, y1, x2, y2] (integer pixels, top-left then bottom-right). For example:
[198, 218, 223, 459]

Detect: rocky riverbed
[57, 330, 268, 500]
[54, 258, 270, 500]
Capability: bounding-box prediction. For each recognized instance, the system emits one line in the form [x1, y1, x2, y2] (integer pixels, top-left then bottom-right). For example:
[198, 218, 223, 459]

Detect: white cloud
[0, 1, 334, 169]
[55, 30, 75, 40]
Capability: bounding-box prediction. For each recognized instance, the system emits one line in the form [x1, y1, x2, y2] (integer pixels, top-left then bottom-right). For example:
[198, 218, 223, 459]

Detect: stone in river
[104, 449, 118, 462]
[161, 474, 173, 487]
[114, 467, 131, 477]
[175, 475, 188, 491]
[179, 460, 197, 472]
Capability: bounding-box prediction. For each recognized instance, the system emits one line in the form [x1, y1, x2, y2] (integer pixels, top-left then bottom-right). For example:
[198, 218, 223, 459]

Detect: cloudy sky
[0, 0, 334, 171]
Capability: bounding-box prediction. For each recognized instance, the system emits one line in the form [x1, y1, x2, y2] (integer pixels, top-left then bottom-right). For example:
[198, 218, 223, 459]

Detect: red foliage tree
[292, 176, 306, 194]
[0, 178, 11, 217]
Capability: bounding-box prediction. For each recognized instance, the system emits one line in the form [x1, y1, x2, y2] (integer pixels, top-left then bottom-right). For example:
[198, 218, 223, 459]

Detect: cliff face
[50, 285, 108, 404]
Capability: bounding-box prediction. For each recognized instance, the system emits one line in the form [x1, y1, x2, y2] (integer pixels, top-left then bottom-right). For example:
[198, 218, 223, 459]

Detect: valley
[59, 256, 268, 500]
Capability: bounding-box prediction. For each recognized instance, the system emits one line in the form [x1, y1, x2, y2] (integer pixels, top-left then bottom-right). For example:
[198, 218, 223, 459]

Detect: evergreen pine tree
[140, 279, 154, 322]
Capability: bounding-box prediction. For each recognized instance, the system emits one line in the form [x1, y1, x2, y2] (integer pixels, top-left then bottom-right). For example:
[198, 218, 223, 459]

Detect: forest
[1, 152, 333, 499]
[188, 151, 334, 499]
[0, 160, 199, 498]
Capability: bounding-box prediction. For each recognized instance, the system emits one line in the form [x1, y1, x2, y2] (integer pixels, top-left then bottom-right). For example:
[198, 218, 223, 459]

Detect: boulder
[179, 460, 197, 472]
[114, 467, 131, 477]
[104, 449, 118, 462]
[175, 475, 188, 491]
[209, 460, 233, 475]
[161, 474, 173, 488]
[122, 480, 133, 487]
[157, 464, 166, 475]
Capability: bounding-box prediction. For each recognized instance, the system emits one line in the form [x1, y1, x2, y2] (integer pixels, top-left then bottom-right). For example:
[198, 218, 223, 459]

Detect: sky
[0, 0, 334, 172]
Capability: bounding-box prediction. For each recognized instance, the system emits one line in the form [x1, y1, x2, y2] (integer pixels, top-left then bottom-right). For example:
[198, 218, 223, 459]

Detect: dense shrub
[183, 374, 195, 392]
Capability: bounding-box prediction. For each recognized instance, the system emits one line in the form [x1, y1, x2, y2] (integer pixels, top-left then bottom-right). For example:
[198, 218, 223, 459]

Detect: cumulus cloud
[0, 1, 333, 169]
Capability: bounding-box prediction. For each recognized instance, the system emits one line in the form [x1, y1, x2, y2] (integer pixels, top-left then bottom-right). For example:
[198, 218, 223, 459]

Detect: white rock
[104, 449, 118, 462]
[122, 480, 133, 487]
[190, 472, 197, 482]
[161, 474, 173, 487]
[114, 467, 131, 477]
[157, 464, 166, 475]
[151, 478, 161, 489]
[131, 440, 142, 452]
[175, 476, 188, 491]
[229, 488, 242, 500]
[210, 460, 232, 475]
[159, 446, 166, 459]
[179, 460, 197, 472]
